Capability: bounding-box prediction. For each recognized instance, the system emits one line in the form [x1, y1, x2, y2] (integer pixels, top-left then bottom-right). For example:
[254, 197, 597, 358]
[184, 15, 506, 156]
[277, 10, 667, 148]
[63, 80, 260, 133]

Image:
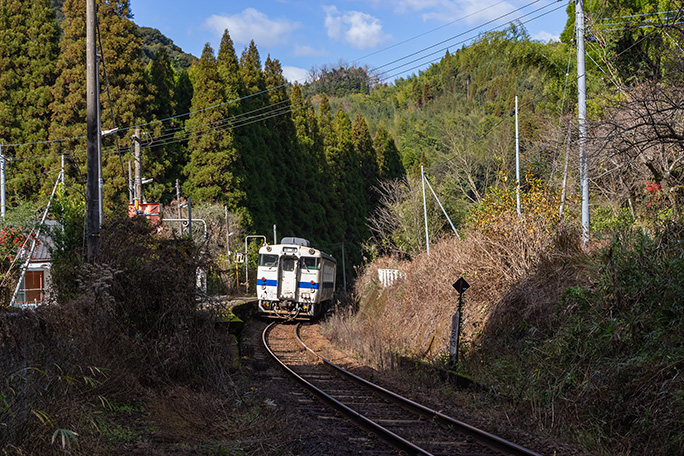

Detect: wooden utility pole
[86, 0, 100, 261]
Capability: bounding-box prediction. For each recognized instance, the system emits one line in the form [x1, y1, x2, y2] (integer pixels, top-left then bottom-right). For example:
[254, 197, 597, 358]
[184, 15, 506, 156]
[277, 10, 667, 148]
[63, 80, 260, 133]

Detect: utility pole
[86, 0, 100, 261]
[176, 179, 183, 235]
[97, 54, 103, 226]
[128, 160, 133, 204]
[133, 128, 141, 211]
[421, 164, 430, 257]
[577, 0, 589, 243]
[60, 152, 65, 185]
[515, 95, 521, 216]
[1, 146, 5, 220]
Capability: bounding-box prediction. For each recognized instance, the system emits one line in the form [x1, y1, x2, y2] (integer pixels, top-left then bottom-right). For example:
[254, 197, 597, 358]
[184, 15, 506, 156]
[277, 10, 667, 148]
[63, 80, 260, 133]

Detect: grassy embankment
[324, 215, 684, 455]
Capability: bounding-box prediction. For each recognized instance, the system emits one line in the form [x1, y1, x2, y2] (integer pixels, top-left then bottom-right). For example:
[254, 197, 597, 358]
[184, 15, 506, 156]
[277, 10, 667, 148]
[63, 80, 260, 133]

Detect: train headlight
[309, 248, 315, 254]
[266, 246, 272, 252]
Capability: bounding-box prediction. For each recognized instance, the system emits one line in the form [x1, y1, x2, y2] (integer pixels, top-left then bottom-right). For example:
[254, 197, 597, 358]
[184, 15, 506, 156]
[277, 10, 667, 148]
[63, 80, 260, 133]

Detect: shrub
[1, 216, 237, 453]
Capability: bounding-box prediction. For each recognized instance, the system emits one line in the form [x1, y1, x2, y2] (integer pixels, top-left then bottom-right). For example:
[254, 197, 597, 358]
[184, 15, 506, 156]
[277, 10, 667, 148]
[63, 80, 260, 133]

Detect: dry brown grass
[324, 215, 592, 369]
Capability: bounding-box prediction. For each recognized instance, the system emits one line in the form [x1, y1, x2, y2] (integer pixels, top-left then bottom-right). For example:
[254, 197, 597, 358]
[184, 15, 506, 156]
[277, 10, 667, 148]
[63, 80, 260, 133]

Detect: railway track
[263, 321, 544, 456]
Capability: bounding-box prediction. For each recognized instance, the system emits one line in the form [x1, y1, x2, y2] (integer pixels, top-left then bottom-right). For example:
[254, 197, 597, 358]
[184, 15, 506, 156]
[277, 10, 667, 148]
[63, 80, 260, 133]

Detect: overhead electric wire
[378, 1, 567, 82]
[0, 0, 565, 157]
[595, 10, 682, 23]
[477, 18, 665, 142]
[354, 0, 512, 63]
[79, 1, 569, 159]
[9, 0, 671, 178]
[374, 0, 548, 76]
[120, 1, 569, 155]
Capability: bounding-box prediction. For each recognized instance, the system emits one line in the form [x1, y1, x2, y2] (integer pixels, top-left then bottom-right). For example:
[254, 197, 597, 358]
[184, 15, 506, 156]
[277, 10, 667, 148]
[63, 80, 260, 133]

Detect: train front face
[257, 244, 322, 319]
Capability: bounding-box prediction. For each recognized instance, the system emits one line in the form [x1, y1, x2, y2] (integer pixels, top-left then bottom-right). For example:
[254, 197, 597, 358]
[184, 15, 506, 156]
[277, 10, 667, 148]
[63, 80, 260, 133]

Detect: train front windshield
[281, 258, 296, 271]
[259, 254, 279, 267]
[300, 257, 320, 270]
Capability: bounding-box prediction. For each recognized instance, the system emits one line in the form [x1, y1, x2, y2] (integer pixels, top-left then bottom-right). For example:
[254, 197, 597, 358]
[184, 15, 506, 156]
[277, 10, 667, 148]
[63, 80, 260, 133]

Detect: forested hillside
[3, 0, 684, 453]
[2, 0, 683, 270]
[0, 0, 405, 272]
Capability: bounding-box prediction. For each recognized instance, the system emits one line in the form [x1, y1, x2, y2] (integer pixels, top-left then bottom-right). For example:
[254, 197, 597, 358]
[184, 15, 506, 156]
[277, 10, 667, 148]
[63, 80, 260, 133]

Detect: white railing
[377, 268, 405, 287]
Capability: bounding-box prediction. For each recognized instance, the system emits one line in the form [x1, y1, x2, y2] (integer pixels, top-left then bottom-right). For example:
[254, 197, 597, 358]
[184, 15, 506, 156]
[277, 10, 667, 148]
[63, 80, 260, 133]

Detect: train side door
[278, 256, 298, 300]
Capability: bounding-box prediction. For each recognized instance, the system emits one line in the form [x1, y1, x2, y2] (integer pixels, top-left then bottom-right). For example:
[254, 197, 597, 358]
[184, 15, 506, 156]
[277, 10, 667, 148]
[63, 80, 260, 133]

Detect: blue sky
[131, 0, 570, 83]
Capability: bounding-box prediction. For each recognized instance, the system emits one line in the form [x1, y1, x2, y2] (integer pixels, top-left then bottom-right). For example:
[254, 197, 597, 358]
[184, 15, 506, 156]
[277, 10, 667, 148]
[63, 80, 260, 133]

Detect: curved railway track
[263, 321, 544, 456]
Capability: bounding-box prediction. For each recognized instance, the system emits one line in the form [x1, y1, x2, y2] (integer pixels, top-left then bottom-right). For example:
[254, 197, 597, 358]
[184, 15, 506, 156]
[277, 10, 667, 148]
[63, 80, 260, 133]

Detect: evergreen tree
[0, 0, 60, 202]
[237, 40, 273, 233]
[263, 55, 299, 236]
[289, 84, 330, 243]
[374, 124, 405, 181]
[174, 69, 193, 118]
[143, 49, 178, 202]
[352, 113, 379, 209]
[318, 93, 333, 146]
[183, 43, 242, 211]
[50, 0, 146, 211]
[327, 109, 367, 266]
[217, 30, 241, 96]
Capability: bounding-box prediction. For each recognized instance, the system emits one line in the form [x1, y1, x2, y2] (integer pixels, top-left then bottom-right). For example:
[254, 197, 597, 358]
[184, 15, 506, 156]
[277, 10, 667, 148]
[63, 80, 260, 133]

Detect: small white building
[12, 221, 56, 308]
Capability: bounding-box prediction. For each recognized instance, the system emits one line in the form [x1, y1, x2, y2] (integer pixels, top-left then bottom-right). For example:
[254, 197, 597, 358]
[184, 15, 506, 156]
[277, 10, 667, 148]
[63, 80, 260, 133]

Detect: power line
[374, 0, 549, 76]
[352, 0, 512, 64]
[379, 1, 567, 82]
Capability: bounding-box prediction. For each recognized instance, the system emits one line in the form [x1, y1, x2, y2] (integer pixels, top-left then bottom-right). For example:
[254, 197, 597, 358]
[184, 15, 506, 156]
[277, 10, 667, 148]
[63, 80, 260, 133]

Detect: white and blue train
[256, 237, 337, 319]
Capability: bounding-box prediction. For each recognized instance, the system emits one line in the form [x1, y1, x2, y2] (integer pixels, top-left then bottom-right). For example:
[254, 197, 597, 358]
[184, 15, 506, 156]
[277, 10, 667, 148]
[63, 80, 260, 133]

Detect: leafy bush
[1, 216, 237, 453]
[470, 221, 684, 454]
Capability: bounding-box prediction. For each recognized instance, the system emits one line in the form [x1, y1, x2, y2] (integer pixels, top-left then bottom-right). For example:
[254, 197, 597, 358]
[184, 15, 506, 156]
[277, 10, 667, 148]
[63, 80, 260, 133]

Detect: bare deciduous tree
[591, 83, 684, 218]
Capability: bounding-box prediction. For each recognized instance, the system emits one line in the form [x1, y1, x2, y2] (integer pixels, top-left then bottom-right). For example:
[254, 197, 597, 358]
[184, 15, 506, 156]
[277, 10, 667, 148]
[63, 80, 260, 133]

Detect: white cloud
[391, 1, 521, 25]
[533, 30, 559, 43]
[324, 5, 391, 50]
[293, 44, 328, 57]
[204, 8, 300, 47]
[282, 66, 310, 84]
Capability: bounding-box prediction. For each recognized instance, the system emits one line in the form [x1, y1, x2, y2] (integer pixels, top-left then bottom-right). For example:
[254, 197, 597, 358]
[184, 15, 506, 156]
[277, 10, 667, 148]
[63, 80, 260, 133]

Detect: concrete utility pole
[576, 0, 589, 243]
[421, 164, 430, 257]
[133, 128, 141, 210]
[86, 0, 100, 261]
[515, 95, 521, 216]
[128, 160, 133, 204]
[1, 146, 6, 220]
[97, 55, 103, 227]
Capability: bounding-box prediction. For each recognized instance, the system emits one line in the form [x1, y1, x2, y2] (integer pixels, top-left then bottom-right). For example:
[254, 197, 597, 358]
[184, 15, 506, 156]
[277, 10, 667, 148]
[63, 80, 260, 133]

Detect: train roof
[280, 237, 309, 247]
[259, 241, 336, 263]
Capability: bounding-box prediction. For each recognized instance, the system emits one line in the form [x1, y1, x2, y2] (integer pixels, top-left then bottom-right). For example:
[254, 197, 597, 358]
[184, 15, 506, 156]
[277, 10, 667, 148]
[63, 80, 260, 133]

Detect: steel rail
[294, 323, 544, 456]
[262, 321, 432, 455]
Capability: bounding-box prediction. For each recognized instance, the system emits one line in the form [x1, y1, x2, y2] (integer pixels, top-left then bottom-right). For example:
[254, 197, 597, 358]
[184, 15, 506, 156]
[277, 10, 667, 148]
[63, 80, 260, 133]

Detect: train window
[301, 257, 320, 270]
[259, 254, 279, 267]
[282, 258, 296, 271]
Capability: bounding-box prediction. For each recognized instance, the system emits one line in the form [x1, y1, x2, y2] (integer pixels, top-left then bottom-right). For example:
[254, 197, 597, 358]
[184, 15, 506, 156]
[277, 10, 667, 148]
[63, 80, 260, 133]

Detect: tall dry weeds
[324, 215, 590, 369]
[0, 216, 239, 454]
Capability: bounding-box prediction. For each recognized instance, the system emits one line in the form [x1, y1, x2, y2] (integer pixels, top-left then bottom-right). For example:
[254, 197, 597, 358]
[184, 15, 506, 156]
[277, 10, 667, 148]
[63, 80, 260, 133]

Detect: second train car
[256, 237, 336, 319]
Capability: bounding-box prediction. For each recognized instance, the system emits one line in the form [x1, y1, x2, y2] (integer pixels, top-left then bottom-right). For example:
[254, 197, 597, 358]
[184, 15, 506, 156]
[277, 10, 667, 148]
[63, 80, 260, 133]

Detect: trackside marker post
[451, 277, 470, 366]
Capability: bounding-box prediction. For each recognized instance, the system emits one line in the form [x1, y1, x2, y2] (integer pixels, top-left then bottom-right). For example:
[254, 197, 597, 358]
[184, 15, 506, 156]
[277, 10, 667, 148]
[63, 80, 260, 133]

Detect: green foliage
[467, 221, 684, 454]
[561, 0, 684, 86]
[138, 26, 197, 71]
[0, 0, 60, 202]
[466, 170, 572, 235]
[305, 64, 376, 97]
[50, 0, 146, 211]
[184, 43, 243, 209]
